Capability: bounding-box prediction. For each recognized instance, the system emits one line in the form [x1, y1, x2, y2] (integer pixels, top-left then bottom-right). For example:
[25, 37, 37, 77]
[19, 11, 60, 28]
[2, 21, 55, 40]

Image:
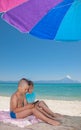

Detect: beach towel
[0, 111, 41, 128]
[0, 0, 28, 13]
[2, 0, 62, 32]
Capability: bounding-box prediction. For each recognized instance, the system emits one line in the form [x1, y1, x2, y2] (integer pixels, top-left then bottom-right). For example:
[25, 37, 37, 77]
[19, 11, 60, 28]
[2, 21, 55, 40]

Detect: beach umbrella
[2, 0, 81, 41]
[0, 0, 28, 13]
[2, 0, 61, 32]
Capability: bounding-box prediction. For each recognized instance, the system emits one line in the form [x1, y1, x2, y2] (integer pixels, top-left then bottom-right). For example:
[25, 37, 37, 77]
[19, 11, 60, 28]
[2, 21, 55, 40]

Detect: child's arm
[24, 96, 28, 106]
[24, 96, 35, 106]
[10, 95, 34, 113]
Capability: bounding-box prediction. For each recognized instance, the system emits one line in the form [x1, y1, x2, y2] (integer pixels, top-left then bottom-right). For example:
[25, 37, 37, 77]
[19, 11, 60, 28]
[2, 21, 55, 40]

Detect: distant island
[0, 76, 81, 84]
[34, 76, 81, 84]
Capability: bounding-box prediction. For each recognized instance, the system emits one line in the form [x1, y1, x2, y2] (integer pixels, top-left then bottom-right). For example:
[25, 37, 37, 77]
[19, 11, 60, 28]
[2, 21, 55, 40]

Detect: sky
[0, 14, 81, 82]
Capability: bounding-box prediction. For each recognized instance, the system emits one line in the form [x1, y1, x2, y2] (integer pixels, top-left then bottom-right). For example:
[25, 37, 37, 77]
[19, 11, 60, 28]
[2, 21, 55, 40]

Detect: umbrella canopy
[30, 0, 81, 41]
[2, 0, 81, 41]
[0, 0, 28, 13]
[2, 0, 62, 32]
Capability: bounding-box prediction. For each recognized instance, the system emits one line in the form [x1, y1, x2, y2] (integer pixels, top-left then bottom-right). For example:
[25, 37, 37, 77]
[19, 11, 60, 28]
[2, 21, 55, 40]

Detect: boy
[10, 78, 60, 126]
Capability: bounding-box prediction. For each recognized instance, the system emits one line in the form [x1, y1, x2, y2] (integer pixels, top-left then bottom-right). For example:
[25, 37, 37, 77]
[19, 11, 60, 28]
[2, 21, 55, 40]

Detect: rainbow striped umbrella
[2, 0, 81, 41]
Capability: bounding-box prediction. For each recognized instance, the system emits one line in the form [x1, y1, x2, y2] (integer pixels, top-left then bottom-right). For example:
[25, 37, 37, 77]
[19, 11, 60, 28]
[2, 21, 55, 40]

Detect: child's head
[28, 80, 34, 93]
[18, 78, 29, 94]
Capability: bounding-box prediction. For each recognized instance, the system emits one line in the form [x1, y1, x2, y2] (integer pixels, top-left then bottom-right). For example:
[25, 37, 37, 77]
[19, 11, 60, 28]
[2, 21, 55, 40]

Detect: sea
[0, 82, 81, 101]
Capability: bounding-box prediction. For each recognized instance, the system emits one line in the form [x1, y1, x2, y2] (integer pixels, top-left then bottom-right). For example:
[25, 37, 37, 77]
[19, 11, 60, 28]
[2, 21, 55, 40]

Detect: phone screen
[33, 100, 39, 104]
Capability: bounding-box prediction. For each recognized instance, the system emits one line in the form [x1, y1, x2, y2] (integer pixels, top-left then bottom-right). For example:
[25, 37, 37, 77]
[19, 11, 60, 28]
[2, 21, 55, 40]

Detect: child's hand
[33, 101, 39, 108]
[25, 103, 34, 109]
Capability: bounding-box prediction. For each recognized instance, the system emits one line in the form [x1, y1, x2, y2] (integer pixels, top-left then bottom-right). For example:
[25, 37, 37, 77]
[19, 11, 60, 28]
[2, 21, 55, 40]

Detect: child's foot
[50, 120, 61, 126]
[53, 113, 63, 118]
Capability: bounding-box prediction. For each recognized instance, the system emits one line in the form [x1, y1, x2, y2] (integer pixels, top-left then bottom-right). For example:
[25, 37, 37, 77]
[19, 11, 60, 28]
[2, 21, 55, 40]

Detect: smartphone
[33, 100, 39, 104]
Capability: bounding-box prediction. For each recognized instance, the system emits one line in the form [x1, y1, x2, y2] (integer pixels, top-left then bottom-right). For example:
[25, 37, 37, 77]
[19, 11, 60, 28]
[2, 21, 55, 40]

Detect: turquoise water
[0, 82, 81, 100]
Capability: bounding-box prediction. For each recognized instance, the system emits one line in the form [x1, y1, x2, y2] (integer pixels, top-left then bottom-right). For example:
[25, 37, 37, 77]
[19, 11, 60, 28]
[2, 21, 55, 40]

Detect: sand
[0, 96, 81, 130]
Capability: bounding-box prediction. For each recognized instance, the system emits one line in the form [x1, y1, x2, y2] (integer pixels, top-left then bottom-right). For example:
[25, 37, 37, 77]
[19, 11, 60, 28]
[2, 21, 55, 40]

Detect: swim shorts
[10, 111, 16, 118]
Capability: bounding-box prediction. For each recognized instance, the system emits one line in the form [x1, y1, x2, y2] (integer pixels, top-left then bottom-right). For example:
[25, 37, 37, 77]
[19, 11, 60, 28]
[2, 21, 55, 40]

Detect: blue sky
[0, 14, 81, 82]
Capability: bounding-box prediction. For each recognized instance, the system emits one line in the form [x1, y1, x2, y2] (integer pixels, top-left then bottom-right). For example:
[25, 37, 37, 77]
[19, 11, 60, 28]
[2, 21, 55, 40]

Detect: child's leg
[16, 107, 60, 126]
[36, 106, 54, 120]
[32, 107, 60, 126]
[38, 101, 62, 117]
[16, 109, 33, 118]
[38, 101, 55, 116]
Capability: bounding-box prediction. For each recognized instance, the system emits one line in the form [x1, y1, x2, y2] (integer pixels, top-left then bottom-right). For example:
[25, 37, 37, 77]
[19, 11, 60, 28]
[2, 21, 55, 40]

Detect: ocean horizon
[0, 82, 81, 101]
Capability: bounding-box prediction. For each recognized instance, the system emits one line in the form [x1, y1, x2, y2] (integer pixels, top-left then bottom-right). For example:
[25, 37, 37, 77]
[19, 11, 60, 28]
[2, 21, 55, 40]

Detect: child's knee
[39, 101, 45, 107]
[32, 107, 36, 113]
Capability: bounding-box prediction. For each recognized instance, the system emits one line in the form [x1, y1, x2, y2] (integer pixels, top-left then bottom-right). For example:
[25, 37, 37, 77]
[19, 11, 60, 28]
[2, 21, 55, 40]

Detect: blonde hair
[18, 78, 29, 88]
